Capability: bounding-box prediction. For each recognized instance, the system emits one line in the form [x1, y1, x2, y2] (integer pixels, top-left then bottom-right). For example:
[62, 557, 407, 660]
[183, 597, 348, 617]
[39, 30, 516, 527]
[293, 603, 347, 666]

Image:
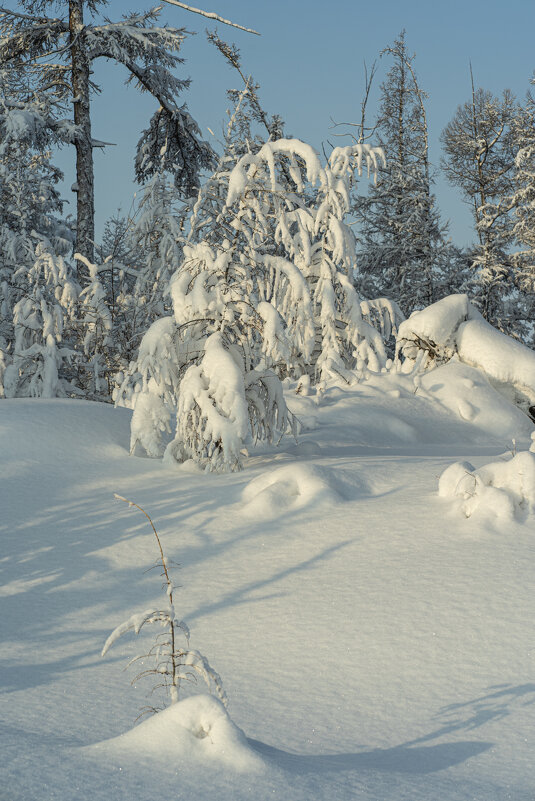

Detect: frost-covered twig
[102, 495, 227, 713]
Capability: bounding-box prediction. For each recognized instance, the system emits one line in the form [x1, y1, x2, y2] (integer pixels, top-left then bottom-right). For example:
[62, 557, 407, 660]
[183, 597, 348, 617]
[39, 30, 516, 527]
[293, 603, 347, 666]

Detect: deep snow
[1, 367, 534, 801]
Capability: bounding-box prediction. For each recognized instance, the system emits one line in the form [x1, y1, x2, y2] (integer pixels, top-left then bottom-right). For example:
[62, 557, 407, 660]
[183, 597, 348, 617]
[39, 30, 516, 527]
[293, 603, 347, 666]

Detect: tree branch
[158, 0, 260, 35]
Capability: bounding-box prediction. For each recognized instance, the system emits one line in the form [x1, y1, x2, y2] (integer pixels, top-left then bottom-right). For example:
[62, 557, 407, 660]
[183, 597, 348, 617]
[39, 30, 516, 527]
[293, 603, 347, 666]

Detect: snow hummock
[419, 362, 534, 441]
[84, 695, 265, 774]
[397, 294, 535, 413]
[456, 318, 535, 408]
[240, 463, 345, 519]
[438, 446, 535, 520]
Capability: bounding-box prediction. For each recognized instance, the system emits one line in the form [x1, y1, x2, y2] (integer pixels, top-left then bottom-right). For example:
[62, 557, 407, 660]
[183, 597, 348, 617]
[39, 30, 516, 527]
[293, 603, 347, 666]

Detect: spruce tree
[356, 32, 448, 315]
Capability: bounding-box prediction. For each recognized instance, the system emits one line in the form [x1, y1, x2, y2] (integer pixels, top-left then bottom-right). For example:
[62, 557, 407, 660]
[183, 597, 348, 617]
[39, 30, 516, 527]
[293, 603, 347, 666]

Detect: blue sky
[54, 0, 535, 246]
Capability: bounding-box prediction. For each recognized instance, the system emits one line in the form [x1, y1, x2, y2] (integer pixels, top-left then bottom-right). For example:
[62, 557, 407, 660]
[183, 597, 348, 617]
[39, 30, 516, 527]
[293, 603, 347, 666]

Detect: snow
[456, 318, 535, 407]
[1, 379, 535, 801]
[84, 694, 265, 772]
[397, 294, 535, 414]
[397, 294, 478, 355]
[439, 448, 535, 520]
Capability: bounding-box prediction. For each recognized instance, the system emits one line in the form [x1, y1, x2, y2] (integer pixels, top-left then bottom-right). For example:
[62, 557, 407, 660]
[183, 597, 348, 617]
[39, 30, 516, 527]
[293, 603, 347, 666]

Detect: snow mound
[285, 390, 319, 432]
[85, 695, 265, 774]
[240, 463, 348, 518]
[397, 293, 480, 361]
[456, 318, 535, 410]
[420, 362, 534, 441]
[397, 294, 535, 414]
[438, 445, 535, 520]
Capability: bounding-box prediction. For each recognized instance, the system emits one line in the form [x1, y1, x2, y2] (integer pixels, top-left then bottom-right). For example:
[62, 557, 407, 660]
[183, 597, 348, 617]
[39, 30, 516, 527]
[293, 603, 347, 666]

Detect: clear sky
[53, 0, 535, 247]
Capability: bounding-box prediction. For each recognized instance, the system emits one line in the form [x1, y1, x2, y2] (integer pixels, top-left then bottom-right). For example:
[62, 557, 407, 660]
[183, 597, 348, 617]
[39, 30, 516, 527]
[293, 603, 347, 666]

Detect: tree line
[1, 4, 534, 465]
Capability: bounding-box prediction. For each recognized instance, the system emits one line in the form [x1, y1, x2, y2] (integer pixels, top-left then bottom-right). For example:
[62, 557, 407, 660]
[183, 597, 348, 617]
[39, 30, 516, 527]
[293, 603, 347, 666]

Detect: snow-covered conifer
[124, 137, 394, 470]
[3, 242, 78, 398]
[356, 32, 451, 314]
[510, 89, 535, 345]
[441, 80, 518, 332]
[0, 67, 72, 379]
[130, 174, 183, 326]
[0, 1, 215, 263]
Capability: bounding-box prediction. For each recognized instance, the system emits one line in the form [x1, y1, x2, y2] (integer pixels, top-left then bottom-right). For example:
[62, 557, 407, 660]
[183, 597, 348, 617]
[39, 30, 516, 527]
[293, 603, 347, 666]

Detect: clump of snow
[439, 448, 535, 520]
[397, 294, 535, 415]
[85, 694, 265, 774]
[456, 318, 535, 410]
[397, 294, 479, 365]
[240, 463, 344, 519]
[174, 333, 249, 471]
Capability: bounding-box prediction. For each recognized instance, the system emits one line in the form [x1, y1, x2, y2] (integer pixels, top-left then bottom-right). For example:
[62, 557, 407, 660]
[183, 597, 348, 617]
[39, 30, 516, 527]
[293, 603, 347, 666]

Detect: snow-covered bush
[2, 242, 78, 398]
[439, 433, 535, 519]
[102, 496, 226, 717]
[122, 138, 400, 471]
[396, 293, 535, 416]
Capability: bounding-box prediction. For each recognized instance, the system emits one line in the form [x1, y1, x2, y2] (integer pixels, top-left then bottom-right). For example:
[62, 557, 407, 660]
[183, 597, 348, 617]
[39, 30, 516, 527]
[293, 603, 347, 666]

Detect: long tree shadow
[406, 683, 535, 745]
[248, 738, 492, 775]
[252, 683, 535, 778]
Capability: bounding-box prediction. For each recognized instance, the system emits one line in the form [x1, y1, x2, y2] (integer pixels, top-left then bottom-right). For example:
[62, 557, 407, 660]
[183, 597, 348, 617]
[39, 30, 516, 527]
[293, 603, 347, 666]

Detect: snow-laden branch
[158, 0, 260, 35]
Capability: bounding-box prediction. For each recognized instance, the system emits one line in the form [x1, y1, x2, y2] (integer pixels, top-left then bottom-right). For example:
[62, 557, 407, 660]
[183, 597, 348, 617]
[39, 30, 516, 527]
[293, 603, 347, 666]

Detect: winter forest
[2, 2, 535, 800]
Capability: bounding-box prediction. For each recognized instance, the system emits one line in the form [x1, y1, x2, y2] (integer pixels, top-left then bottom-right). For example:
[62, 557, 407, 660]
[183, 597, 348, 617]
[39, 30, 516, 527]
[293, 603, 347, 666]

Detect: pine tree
[356, 31, 448, 315]
[441, 77, 518, 331]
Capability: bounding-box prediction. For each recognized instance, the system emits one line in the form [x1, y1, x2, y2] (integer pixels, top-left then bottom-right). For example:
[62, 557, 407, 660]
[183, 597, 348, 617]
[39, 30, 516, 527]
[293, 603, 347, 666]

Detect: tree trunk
[69, 0, 94, 268]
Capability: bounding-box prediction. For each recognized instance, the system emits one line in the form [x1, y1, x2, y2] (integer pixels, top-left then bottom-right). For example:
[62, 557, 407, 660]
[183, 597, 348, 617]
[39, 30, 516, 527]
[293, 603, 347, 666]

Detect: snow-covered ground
[1, 366, 535, 801]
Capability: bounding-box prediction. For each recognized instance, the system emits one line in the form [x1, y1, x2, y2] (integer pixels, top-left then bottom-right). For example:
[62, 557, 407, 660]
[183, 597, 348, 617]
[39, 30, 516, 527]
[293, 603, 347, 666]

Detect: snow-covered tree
[207, 31, 285, 161]
[356, 32, 449, 314]
[120, 137, 397, 471]
[103, 496, 226, 716]
[0, 1, 215, 262]
[510, 88, 535, 345]
[441, 80, 518, 331]
[0, 66, 72, 388]
[130, 174, 183, 324]
[2, 242, 78, 398]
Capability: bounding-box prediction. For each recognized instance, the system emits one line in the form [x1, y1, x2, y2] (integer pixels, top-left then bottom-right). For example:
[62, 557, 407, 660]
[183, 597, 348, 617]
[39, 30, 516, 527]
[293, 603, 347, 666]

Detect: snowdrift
[397, 294, 535, 415]
[84, 695, 265, 773]
[439, 434, 535, 520]
[2, 355, 535, 801]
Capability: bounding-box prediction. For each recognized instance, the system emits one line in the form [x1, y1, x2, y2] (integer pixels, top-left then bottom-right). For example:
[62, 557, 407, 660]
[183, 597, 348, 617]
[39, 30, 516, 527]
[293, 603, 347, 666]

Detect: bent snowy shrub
[102, 496, 226, 718]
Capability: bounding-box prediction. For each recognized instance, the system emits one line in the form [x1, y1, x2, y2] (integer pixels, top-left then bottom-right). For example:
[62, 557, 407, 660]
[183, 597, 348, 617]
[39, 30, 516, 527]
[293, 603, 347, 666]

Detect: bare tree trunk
[69, 0, 94, 268]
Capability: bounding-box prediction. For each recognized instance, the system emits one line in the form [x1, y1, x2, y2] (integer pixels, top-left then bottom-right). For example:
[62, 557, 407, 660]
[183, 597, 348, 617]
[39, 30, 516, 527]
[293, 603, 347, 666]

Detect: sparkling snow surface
[1, 371, 534, 801]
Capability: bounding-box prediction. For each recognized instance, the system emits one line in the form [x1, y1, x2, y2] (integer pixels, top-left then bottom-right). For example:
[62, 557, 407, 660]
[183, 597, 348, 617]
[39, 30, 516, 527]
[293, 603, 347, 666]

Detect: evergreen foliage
[441, 82, 519, 331]
[355, 32, 451, 315]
